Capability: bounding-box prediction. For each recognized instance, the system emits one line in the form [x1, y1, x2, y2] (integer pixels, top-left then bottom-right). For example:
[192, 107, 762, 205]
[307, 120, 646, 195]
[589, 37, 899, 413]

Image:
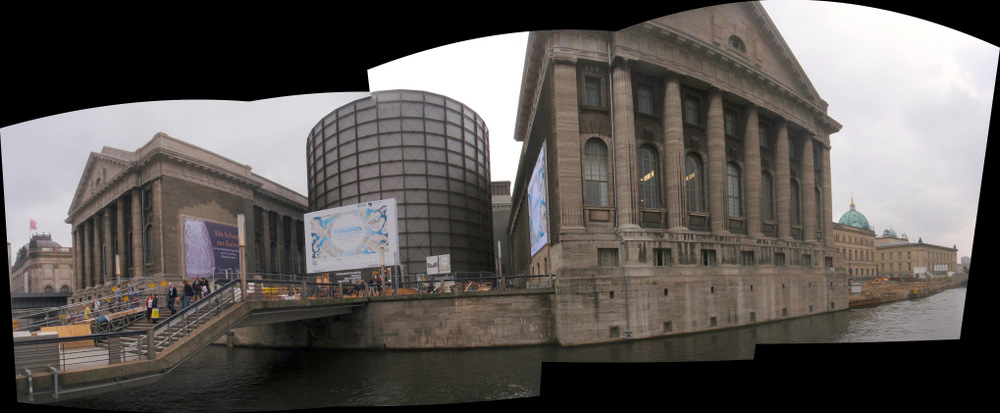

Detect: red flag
[30, 219, 37, 231]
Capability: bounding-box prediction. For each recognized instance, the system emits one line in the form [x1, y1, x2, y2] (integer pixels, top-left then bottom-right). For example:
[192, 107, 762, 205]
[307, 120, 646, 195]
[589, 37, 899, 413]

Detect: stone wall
[223, 290, 557, 349]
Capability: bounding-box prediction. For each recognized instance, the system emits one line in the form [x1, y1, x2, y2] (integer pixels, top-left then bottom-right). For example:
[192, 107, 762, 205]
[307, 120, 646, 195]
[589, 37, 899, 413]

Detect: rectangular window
[724, 109, 738, 136]
[775, 252, 786, 267]
[598, 248, 618, 267]
[740, 251, 755, 266]
[654, 248, 672, 266]
[585, 76, 602, 107]
[636, 84, 654, 115]
[702, 249, 717, 266]
[683, 96, 699, 125]
[802, 254, 812, 267]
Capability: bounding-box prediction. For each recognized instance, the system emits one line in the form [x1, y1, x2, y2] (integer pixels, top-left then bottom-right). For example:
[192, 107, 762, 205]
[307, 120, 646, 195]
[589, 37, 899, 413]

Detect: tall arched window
[685, 154, 705, 212]
[638, 145, 658, 208]
[584, 139, 609, 206]
[761, 172, 774, 221]
[790, 180, 801, 225]
[726, 163, 742, 217]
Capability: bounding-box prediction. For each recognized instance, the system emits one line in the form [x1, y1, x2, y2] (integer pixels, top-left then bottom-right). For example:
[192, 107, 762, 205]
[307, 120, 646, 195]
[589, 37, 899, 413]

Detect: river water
[51, 286, 967, 410]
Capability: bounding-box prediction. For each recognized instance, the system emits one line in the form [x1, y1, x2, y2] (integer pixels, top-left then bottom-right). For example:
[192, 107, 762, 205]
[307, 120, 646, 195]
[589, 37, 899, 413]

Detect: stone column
[553, 59, 585, 230]
[73, 226, 83, 291]
[611, 58, 638, 229]
[744, 104, 763, 238]
[103, 207, 112, 286]
[116, 198, 125, 280]
[91, 216, 101, 287]
[262, 209, 271, 273]
[706, 88, 728, 235]
[132, 187, 144, 278]
[802, 136, 817, 243]
[663, 74, 687, 232]
[775, 120, 792, 241]
[821, 143, 835, 248]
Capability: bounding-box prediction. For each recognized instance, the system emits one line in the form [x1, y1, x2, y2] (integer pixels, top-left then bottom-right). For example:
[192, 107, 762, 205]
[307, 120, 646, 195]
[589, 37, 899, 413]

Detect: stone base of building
[216, 267, 848, 349]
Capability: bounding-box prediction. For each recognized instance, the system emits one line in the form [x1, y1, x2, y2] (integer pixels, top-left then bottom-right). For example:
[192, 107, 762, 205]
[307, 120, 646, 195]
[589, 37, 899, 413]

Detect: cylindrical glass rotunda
[306, 90, 494, 276]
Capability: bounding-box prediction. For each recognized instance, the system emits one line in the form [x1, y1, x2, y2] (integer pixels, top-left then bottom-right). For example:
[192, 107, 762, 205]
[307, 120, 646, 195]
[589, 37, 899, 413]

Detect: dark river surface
[50, 286, 969, 411]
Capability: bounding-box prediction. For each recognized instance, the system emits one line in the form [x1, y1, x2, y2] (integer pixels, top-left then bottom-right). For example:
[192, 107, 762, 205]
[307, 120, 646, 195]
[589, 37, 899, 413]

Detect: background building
[875, 231, 958, 278]
[506, 2, 845, 345]
[10, 233, 74, 295]
[305, 90, 494, 277]
[833, 197, 876, 280]
[491, 181, 513, 276]
[65, 132, 307, 302]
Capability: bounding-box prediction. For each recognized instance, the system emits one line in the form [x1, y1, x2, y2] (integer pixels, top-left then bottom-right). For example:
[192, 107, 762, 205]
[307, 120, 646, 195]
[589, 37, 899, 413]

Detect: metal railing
[13, 280, 243, 375]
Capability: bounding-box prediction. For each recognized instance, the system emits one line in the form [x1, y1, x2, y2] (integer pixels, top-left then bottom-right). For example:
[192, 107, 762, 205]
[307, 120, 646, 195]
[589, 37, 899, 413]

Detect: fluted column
[91, 216, 101, 287]
[821, 143, 834, 248]
[74, 226, 83, 291]
[103, 208, 112, 286]
[116, 198, 125, 280]
[262, 210, 271, 273]
[553, 59, 585, 230]
[775, 120, 792, 241]
[131, 187, 143, 278]
[663, 74, 687, 232]
[802, 136, 817, 243]
[706, 88, 728, 235]
[611, 58, 638, 229]
[744, 104, 763, 238]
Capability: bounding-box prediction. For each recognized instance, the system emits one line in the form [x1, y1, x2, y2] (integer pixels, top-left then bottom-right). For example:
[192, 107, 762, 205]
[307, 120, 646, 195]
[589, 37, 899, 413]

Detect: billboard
[528, 146, 549, 256]
[183, 216, 240, 279]
[306, 198, 400, 273]
[426, 254, 451, 275]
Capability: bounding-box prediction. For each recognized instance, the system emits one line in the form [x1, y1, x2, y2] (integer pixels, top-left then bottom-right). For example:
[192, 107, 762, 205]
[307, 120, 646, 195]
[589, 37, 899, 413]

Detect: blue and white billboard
[528, 146, 549, 257]
[306, 198, 400, 273]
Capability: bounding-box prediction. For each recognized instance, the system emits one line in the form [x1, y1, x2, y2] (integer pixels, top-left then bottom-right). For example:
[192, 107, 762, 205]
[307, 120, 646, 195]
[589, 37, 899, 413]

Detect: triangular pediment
[67, 150, 135, 217]
[648, 2, 825, 109]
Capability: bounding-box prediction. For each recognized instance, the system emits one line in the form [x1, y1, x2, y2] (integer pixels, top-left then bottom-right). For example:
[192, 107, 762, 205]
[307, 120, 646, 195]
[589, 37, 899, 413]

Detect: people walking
[200, 277, 211, 296]
[182, 280, 194, 309]
[167, 282, 178, 315]
[145, 294, 156, 321]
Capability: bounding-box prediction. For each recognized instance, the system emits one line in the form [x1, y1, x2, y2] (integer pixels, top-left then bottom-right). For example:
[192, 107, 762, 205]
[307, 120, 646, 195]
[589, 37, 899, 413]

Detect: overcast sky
[3, 1, 995, 265]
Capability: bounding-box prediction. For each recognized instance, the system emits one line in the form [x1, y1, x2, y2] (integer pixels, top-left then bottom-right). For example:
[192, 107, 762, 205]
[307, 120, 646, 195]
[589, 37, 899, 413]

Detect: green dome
[838, 198, 872, 231]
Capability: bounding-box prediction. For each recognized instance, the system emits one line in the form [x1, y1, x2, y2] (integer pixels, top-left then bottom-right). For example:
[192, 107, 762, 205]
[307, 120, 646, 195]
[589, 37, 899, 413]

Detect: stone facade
[10, 233, 74, 294]
[506, 2, 847, 345]
[875, 235, 958, 277]
[223, 291, 556, 349]
[65, 133, 308, 303]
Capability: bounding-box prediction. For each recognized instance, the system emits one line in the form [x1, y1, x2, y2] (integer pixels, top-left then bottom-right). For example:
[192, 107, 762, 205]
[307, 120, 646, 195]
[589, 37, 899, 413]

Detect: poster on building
[528, 146, 549, 257]
[183, 216, 240, 279]
[426, 254, 451, 275]
[306, 198, 400, 274]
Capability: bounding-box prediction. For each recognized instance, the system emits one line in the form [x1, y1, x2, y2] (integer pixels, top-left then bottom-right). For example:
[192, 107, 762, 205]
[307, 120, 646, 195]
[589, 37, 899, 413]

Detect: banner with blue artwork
[528, 146, 549, 257]
[306, 198, 400, 273]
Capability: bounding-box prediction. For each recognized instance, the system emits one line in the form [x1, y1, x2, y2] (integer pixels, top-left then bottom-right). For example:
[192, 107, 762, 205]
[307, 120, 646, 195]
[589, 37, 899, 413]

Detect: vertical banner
[305, 198, 400, 274]
[528, 146, 549, 257]
[183, 216, 240, 279]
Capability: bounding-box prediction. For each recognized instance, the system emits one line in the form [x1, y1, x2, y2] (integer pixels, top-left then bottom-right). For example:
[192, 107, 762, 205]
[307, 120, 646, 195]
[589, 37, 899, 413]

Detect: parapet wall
[224, 290, 557, 349]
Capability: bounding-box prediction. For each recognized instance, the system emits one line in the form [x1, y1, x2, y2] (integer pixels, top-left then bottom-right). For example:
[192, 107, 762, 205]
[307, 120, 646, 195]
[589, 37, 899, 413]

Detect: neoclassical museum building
[65, 133, 308, 303]
[505, 2, 846, 345]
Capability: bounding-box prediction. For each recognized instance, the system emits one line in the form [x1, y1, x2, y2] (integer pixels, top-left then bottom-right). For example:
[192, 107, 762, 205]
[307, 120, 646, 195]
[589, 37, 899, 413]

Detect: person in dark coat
[182, 280, 195, 309]
[166, 282, 178, 315]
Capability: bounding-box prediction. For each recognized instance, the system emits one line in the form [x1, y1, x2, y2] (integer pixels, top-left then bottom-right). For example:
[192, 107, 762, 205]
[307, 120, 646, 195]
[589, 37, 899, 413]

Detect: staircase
[94, 284, 242, 359]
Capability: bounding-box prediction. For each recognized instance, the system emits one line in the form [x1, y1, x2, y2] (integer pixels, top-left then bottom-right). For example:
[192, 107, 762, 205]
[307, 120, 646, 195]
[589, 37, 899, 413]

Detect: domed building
[832, 197, 876, 280]
[837, 197, 872, 231]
